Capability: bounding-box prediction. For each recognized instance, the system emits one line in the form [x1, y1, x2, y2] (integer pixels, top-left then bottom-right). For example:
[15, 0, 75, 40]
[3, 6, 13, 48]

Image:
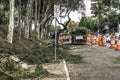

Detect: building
[83, 0, 91, 17]
[82, 0, 98, 18]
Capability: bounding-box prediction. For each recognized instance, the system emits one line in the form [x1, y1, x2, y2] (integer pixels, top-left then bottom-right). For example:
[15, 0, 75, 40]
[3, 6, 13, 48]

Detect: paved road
[68, 44, 120, 80]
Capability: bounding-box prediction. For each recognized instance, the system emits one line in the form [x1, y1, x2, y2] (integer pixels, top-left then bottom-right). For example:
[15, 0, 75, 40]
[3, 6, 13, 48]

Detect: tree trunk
[18, 0, 22, 39]
[35, 0, 38, 32]
[40, 1, 51, 39]
[7, 0, 15, 43]
[47, 18, 53, 37]
[41, 24, 44, 38]
[44, 22, 48, 38]
[37, 21, 40, 38]
[37, 0, 51, 39]
[25, 0, 34, 39]
[37, 0, 41, 39]
[40, 0, 45, 39]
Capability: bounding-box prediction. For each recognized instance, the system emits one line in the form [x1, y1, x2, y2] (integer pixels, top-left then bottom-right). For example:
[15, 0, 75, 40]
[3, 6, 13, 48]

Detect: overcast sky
[61, 11, 82, 23]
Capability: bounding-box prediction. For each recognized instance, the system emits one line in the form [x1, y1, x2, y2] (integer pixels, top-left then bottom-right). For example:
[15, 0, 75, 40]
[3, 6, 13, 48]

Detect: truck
[71, 27, 88, 44]
[58, 27, 88, 44]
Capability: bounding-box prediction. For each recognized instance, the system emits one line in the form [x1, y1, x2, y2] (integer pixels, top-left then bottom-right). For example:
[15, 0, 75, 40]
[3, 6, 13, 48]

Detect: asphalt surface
[68, 44, 120, 80]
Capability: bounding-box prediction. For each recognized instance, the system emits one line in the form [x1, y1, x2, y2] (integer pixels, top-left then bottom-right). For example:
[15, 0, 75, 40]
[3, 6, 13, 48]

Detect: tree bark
[25, 0, 34, 39]
[41, 24, 44, 38]
[34, 0, 38, 32]
[40, 3, 51, 38]
[7, 0, 15, 44]
[36, 0, 41, 39]
[18, 0, 22, 39]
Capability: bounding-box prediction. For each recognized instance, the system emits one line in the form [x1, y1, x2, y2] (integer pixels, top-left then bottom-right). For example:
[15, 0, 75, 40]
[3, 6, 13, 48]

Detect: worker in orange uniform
[95, 34, 99, 45]
[101, 35, 107, 47]
[109, 34, 116, 49]
[90, 34, 94, 44]
[115, 36, 120, 51]
[98, 35, 102, 46]
[87, 35, 90, 43]
[58, 35, 63, 44]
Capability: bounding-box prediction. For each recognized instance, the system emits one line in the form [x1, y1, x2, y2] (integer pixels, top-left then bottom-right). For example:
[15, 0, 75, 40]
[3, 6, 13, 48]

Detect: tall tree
[7, 0, 15, 43]
[18, 0, 22, 39]
[24, 0, 34, 39]
[34, 0, 38, 33]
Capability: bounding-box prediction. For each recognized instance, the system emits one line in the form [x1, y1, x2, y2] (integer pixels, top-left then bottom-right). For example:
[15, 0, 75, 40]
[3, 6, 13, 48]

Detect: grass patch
[57, 47, 84, 64]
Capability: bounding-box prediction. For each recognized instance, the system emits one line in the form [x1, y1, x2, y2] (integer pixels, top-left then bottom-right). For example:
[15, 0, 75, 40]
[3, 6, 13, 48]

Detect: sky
[61, 11, 82, 23]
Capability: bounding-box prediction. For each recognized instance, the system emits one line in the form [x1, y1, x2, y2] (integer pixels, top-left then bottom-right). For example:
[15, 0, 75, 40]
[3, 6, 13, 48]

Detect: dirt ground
[68, 44, 120, 80]
[41, 61, 66, 80]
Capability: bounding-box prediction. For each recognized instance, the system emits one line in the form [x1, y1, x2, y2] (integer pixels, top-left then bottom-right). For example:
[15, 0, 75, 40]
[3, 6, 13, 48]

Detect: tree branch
[56, 9, 71, 30]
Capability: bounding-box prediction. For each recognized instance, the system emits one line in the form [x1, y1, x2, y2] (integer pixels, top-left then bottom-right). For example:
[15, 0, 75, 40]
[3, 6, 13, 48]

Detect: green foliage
[0, 38, 84, 64]
[71, 27, 88, 36]
[1, 58, 18, 72]
[33, 65, 49, 77]
[0, 7, 9, 24]
[0, 61, 49, 79]
[102, 0, 119, 8]
[107, 11, 119, 22]
[64, 19, 89, 35]
[49, 25, 61, 32]
[79, 17, 88, 27]
[15, 65, 49, 79]
[0, 0, 9, 24]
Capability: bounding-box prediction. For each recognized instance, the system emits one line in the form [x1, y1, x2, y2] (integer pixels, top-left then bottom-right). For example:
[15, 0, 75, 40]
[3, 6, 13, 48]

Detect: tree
[17, 0, 22, 39]
[0, 0, 9, 24]
[2, 0, 83, 40]
[24, 0, 34, 39]
[7, 0, 15, 43]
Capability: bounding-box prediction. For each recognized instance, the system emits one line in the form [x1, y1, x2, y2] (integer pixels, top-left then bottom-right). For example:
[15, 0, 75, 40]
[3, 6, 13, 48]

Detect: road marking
[63, 59, 70, 80]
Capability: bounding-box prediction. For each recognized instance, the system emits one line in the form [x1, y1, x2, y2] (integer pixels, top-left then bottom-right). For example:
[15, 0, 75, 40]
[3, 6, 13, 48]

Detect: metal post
[54, 18, 57, 61]
[54, 4, 60, 61]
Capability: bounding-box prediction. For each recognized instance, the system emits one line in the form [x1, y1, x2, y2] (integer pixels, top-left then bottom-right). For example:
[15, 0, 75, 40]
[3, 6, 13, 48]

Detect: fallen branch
[0, 68, 13, 77]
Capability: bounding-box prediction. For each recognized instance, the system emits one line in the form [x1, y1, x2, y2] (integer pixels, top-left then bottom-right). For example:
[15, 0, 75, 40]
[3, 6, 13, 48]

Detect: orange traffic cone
[109, 34, 116, 49]
[102, 35, 107, 47]
[115, 38, 120, 51]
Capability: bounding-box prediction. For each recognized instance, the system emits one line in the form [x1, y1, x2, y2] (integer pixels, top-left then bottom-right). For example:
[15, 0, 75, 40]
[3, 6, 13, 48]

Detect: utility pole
[54, 19, 57, 61]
